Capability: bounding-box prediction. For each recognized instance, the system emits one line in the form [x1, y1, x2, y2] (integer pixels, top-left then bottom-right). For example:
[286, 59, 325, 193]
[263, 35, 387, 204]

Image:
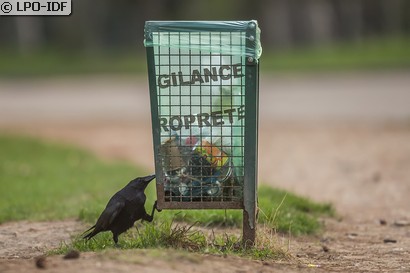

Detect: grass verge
[53, 219, 291, 260]
[262, 37, 410, 72]
[0, 49, 147, 78]
[0, 37, 409, 77]
[0, 133, 145, 223]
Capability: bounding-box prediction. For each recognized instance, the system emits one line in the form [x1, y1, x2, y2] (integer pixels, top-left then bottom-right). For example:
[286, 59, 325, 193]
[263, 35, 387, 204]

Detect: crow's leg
[142, 201, 159, 222]
[142, 213, 153, 222]
[113, 232, 119, 247]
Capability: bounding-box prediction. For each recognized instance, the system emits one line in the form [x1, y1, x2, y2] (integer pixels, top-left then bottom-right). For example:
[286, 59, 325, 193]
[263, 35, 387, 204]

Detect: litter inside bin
[161, 132, 242, 202]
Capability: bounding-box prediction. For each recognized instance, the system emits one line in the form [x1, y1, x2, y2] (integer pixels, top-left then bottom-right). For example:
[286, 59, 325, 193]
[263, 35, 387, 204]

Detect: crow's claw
[154, 200, 162, 212]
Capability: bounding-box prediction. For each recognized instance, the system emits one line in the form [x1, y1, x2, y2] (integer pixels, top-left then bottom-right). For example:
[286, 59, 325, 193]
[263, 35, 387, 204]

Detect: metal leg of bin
[243, 209, 256, 248]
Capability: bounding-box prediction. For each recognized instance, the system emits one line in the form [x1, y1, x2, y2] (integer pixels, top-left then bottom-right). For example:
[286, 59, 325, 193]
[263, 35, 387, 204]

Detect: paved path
[1, 72, 410, 124]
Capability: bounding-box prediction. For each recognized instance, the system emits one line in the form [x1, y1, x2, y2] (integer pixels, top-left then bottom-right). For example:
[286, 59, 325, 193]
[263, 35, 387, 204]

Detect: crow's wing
[95, 200, 125, 230]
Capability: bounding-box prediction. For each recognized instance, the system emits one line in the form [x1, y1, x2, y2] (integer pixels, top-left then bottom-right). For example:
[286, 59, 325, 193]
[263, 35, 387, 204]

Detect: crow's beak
[144, 174, 156, 183]
[130, 174, 156, 189]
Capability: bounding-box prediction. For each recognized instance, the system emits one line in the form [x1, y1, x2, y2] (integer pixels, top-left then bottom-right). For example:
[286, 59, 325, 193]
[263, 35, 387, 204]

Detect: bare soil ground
[1, 73, 410, 272]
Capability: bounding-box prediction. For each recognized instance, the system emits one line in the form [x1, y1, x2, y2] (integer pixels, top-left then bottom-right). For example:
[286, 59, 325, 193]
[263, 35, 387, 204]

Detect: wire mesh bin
[144, 21, 261, 243]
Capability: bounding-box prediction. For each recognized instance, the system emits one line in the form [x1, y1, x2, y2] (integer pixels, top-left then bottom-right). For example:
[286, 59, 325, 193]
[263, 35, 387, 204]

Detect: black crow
[83, 174, 159, 244]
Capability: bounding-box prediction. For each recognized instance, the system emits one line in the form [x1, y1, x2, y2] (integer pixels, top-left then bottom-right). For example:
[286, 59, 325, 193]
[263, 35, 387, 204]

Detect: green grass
[258, 187, 334, 235]
[261, 37, 410, 72]
[0, 49, 148, 78]
[0, 37, 409, 78]
[0, 133, 334, 259]
[53, 219, 290, 260]
[0, 134, 146, 223]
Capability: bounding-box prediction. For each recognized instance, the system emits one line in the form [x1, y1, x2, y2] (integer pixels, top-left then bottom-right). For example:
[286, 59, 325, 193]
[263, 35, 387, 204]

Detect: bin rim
[144, 20, 257, 32]
[144, 20, 262, 61]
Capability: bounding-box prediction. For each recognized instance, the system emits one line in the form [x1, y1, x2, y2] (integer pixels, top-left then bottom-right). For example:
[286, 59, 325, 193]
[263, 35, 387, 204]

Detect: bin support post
[145, 21, 261, 247]
[243, 209, 256, 248]
[242, 20, 259, 248]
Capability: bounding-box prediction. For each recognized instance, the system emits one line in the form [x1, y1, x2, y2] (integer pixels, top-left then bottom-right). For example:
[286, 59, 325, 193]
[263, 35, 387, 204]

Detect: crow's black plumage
[83, 174, 159, 244]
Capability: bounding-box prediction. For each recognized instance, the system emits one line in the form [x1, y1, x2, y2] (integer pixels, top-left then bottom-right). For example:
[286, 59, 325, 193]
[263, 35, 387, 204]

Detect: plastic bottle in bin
[160, 134, 186, 198]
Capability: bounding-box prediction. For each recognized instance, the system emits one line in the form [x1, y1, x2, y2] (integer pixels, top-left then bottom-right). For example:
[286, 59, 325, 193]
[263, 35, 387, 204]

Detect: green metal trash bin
[144, 20, 261, 244]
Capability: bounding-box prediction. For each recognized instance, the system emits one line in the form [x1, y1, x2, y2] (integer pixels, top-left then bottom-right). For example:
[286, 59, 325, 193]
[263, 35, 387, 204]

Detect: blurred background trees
[0, 0, 409, 76]
[1, 0, 409, 54]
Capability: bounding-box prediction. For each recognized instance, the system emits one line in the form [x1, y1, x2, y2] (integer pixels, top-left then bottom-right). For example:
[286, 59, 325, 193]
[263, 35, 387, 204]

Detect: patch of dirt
[295, 218, 410, 272]
[0, 220, 84, 259]
[0, 248, 302, 273]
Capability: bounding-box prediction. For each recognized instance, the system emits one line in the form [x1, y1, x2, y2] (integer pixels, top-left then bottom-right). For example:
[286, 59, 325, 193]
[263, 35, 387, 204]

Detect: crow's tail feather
[82, 225, 96, 240]
[82, 224, 96, 235]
